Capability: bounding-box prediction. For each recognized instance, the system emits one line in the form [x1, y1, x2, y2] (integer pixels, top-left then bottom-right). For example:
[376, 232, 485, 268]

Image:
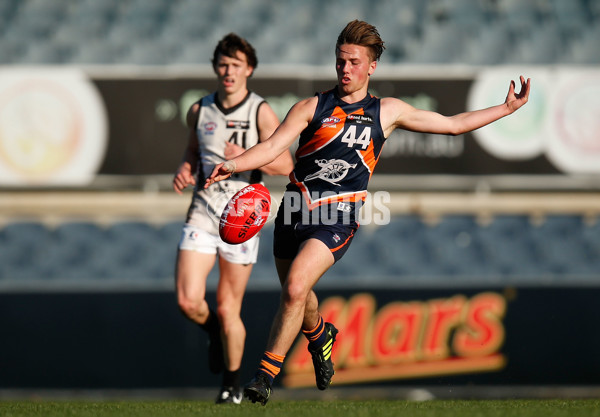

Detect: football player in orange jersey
[206, 20, 530, 405]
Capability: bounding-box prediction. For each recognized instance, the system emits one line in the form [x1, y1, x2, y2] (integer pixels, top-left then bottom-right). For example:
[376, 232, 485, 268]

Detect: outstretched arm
[204, 97, 316, 187]
[383, 76, 531, 137]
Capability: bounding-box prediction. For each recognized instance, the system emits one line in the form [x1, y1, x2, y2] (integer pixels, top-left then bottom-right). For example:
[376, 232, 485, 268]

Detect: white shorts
[178, 224, 259, 265]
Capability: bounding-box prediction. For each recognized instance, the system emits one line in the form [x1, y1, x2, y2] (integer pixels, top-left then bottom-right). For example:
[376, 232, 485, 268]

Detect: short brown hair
[336, 20, 385, 62]
[212, 33, 258, 72]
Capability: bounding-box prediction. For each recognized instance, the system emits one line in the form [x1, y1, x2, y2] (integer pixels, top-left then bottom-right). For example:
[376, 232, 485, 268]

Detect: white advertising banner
[468, 67, 600, 174]
[0, 68, 108, 186]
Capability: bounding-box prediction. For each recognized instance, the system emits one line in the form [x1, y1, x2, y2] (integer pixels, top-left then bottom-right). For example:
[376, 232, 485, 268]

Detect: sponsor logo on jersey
[321, 117, 341, 128]
[347, 114, 374, 125]
[226, 120, 250, 129]
[337, 202, 352, 213]
[204, 122, 217, 135]
[332, 233, 341, 243]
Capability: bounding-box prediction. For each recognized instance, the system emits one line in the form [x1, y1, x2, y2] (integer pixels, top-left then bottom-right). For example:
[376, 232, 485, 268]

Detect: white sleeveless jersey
[187, 91, 265, 235]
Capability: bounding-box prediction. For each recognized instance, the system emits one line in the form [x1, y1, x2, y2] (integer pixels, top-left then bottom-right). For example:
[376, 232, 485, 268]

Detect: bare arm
[222, 101, 294, 176]
[204, 96, 317, 187]
[172, 103, 200, 194]
[256, 101, 294, 176]
[382, 76, 531, 137]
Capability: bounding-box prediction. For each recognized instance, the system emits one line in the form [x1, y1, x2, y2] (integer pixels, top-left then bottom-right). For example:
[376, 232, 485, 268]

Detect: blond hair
[336, 20, 385, 61]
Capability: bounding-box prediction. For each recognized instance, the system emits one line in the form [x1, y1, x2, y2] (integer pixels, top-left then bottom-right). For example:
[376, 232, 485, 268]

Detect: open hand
[505, 76, 531, 113]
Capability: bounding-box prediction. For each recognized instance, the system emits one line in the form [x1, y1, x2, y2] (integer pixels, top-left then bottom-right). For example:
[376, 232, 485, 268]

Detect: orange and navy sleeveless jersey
[289, 88, 385, 211]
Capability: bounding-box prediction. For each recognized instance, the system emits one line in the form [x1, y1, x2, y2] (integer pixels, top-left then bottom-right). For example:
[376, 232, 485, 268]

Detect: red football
[219, 184, 271, 245]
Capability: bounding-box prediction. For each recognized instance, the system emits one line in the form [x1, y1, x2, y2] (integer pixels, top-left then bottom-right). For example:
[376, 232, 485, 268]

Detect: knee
[282, 279, 309, 309]
[215, 299, 241, 324]
[215, 302, 233, 323]
[178, 294, 208, 321]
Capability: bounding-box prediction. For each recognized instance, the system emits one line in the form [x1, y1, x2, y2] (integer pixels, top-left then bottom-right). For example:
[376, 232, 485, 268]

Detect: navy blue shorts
[272, 203, 359, 263]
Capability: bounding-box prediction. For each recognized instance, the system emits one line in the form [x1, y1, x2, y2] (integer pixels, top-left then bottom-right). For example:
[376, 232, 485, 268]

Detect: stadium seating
[47, 222, 108, 280]
[531, 215, 599, 277]
[564, 24, 600, 64]
[461, 21, 509, 66]
[0, 0, 598, 65]
[0, 222, 54, 280]
[2, 213, 597, 288]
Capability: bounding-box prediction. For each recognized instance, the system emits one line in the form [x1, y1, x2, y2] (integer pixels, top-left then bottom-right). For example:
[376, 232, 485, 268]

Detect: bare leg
[215, 258, 252, 371]
[275, 257, 321, 331]
[175, 249, 216, 324]
[268, 238, 334, 356]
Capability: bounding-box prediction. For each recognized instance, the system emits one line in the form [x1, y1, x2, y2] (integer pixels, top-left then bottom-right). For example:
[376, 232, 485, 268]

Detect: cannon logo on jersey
[304, 159, 357, 186]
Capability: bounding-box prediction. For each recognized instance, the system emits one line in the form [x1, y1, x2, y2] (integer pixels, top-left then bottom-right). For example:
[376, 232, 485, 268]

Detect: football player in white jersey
[172, 33, 293, 404]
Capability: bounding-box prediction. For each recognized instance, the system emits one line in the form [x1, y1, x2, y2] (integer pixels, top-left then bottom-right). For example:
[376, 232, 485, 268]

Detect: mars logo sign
[283, 292, 506, 387]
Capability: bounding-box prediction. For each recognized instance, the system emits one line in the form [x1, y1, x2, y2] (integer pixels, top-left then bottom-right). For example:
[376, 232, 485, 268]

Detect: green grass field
[1, 400, 600, 417]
